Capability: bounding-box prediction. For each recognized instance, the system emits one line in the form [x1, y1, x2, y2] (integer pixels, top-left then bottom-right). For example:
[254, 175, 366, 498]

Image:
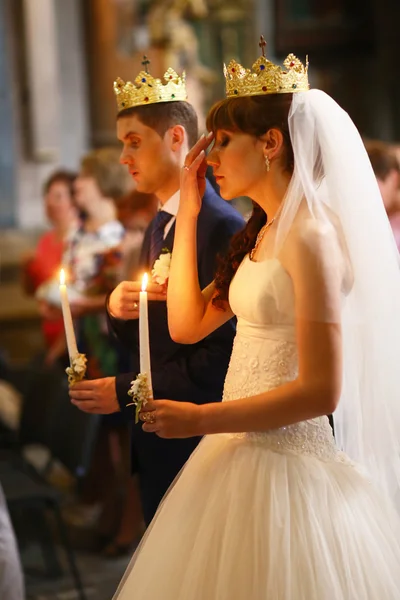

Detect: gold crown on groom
[224, 36, 309, 98]
[113, 56, 188, 112]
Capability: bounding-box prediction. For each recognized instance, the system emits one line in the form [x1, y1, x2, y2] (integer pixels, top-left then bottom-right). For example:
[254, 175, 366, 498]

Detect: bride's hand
[139, 399, 202, 438]
[180, 132, 214, 219]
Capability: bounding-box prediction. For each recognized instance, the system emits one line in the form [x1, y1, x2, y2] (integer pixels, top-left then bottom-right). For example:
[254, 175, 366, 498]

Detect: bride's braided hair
[206, 95, 294, 309]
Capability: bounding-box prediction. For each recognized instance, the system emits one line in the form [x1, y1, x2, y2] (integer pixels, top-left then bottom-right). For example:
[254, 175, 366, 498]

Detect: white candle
[59, 269, 78, 361]
[139, 273, 153, 396]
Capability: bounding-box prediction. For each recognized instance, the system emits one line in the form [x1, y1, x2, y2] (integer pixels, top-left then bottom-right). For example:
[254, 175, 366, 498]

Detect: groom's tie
[149, 210, 173, 267]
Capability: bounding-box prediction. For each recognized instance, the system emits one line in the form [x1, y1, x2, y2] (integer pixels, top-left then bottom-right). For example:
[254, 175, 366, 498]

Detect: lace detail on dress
[223, 335, 353, 465]
[223, 337, 298, 403]
[228, 418, 353, 466]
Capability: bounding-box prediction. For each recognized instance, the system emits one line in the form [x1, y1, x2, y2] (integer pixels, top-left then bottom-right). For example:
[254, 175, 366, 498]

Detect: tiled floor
[24, 545, 132, 600]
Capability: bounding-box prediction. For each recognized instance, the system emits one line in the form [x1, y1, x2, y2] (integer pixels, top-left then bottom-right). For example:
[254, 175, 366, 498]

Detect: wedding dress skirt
[114, 258, 400, 599]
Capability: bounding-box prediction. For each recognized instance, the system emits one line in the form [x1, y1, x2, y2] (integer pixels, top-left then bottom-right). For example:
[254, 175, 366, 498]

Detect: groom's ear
[167, 125, 186, 152]
[260, 128, 285, 161]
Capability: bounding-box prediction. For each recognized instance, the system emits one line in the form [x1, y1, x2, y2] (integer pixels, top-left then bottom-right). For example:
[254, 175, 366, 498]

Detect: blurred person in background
[64, 147, 129, 329]
[116, 189, 158, 281]
[365, 140, 400, 250]
[390, 142, 400, 211]
[22, 170, 79, 366]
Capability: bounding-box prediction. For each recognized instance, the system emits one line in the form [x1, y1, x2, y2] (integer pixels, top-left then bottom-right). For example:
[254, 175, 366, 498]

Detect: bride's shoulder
[280, 208, 352, 298]
[281, 212, 339, 267]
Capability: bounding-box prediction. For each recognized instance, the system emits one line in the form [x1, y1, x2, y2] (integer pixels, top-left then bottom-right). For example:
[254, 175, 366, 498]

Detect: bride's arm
[145, 224, 343, 437]
[167, 136, 234, 344]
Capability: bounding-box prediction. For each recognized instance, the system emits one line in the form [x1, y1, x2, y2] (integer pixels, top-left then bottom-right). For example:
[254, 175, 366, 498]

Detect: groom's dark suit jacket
[107, 182, 245, 524]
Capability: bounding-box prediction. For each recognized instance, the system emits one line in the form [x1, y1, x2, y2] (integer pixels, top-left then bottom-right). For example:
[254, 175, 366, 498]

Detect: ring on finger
[141, 411, 156, 424]
[183, 164, 190, 171]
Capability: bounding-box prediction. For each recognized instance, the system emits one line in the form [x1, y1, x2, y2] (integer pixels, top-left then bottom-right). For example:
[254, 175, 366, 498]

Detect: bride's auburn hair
[206, 94, 294, 308]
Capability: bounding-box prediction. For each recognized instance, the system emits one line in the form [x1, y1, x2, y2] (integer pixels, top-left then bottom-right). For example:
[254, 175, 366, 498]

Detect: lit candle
[139, 273, 153, 396]
[59, 269, 78, 361]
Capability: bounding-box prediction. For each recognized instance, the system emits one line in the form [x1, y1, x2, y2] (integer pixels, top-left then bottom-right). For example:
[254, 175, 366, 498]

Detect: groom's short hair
[117, 102, 199, 149]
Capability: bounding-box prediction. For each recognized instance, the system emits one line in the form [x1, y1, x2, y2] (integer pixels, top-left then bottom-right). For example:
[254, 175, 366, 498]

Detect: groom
[70, 62, 244, 524]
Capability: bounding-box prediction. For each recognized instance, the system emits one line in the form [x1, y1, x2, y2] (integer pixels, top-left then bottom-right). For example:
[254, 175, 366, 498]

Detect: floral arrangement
[66, 353, 87, 386]
[151, 249, 172, 289]
[127, 372, 151, 424]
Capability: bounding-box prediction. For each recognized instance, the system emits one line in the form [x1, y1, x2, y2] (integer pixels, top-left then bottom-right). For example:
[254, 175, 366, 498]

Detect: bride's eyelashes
[215, 135, 230, 149]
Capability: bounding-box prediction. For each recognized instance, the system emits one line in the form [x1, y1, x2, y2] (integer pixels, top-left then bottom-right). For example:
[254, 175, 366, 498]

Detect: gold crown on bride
[113, 56, 187, 112]
[224, 36, 309, 98]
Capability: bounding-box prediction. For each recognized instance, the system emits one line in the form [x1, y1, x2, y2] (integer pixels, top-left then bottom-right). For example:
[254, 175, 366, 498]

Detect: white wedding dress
[115, 255, 400, 600]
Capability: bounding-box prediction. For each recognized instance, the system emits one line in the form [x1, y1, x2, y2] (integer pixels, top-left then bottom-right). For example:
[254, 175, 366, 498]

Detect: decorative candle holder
[66, 353, 88, 386]
[127, 372, 151, 424]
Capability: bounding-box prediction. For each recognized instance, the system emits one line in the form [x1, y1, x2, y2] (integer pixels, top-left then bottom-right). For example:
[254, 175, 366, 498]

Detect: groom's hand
[108, 281, 166, 320]
[69, 377, 119, 414]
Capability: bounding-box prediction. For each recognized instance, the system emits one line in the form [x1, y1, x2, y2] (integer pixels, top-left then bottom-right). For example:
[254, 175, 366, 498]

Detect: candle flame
[60, 269, 65, 285]
[141, 272, 148, 292]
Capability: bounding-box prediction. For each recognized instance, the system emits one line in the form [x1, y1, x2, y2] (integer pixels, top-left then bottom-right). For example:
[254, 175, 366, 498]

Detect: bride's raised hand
[180, 132, 214, 218]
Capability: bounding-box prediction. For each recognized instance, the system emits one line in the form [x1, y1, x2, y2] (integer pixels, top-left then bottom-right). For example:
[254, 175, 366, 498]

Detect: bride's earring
[265, 155, 270, 172]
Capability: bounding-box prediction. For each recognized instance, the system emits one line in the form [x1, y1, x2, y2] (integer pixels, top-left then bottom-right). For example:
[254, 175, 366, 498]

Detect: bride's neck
[252, 168, 291, 219]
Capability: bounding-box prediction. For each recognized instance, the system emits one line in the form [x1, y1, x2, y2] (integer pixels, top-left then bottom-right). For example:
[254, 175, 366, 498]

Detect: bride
[114, 46, 400, 599]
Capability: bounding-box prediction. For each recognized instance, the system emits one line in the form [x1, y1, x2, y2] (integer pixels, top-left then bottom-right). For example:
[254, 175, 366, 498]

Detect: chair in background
[0, 360, 100, 600]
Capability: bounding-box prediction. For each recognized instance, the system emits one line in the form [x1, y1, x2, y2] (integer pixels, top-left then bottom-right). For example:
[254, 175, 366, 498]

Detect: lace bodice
[224, 256, 348, 464]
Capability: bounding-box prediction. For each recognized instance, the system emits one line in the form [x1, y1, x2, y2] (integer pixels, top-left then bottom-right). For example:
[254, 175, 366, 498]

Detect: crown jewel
[113, 57, 187, 112]
[224, 36, 309, 98]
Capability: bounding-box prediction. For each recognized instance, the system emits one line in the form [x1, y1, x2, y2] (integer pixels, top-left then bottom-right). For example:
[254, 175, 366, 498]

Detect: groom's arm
[198, 214, 243, 290]
[105, 293, 139, 350]
[105, 225, 151, 349]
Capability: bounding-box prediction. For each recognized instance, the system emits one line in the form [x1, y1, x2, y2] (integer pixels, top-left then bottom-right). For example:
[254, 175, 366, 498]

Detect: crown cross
[141, 55, 151, 74]
[224, 36, 309, 98]
[259, 35, 267, 57]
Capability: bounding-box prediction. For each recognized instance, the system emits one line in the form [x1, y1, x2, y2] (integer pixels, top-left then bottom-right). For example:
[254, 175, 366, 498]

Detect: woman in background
[22, 170, 79, 365]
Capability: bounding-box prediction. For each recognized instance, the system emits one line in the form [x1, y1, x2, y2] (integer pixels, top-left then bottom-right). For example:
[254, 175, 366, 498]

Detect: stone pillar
[0, 0, 17, 227]
[23, 0, 61, 162]
[54, 0, 89, 168]
[15, 0, 89, 228]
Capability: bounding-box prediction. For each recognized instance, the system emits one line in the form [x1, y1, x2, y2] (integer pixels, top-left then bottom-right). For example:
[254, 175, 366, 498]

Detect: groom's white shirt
[159, 190, 180, 239]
